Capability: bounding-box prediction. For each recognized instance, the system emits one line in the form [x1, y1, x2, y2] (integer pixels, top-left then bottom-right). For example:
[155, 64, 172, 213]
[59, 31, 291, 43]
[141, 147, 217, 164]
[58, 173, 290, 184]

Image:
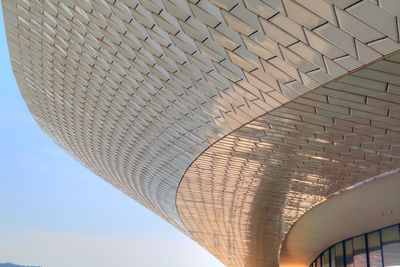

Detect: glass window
[382, 225, 400, 243]
[353, 235, 367, 267]
[323, 250, 330, 267]
[335, 242, 345, 267]
[330, 247, 336, 267]
[381, 225, 400, 267]
[316, 256, 321, 267]
[367, 232, 382, 267]
[345, 239, 354, 267]
[310, 224, 400, 267]
[382, 242, 400, 266]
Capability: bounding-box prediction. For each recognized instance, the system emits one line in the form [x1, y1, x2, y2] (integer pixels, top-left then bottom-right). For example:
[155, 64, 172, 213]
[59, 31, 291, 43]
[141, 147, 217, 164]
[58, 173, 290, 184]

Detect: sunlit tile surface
[2, 0, 400, 265]
[177, 54, 400, 266]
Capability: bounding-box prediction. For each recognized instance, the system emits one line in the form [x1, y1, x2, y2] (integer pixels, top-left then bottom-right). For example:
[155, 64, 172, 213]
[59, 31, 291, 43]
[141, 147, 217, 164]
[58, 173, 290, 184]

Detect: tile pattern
[176, 53, 400, 266]
[2, 0, 400, 260]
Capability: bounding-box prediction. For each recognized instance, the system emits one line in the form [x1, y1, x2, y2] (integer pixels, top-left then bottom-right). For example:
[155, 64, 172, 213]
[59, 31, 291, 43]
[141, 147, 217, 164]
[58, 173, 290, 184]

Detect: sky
[0, 4, 223, 267]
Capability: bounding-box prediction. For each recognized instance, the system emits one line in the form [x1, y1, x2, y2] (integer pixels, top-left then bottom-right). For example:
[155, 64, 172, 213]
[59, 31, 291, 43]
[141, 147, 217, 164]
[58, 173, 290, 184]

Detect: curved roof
[177, 54, 400, 265]
[3, 0, 400, 265]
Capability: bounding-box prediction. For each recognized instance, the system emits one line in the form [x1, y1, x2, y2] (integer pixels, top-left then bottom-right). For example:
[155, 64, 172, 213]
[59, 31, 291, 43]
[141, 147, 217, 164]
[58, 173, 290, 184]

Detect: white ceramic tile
[334, 55, 363, 71]
[243, 0, 278, 19]
[242, 36, 275, 60]
[280, 45, 318, 73]
[324, 0, 362, 10]
[222, 10, 258, 36]
[304, 28, 347, 59]
[368, 37, 400, 55]
[289, 41, 326, 70]
[282, 0, 326, 29]
[294, 0, 337, 26]
[314, 22, 357, 58]
[324, 57, 348, 77]
[347, 0, 398, 41]
[379, 0, 400, 18]
[355, 39, 382, 64]
[270, 13, 307, 43]
[260, 18, 298, 47]
[335, 7, 385, 43]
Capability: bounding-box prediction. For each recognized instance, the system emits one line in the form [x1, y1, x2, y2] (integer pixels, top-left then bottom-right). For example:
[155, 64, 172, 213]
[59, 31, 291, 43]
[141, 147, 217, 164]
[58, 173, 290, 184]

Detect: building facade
[3, 0, 400, 265]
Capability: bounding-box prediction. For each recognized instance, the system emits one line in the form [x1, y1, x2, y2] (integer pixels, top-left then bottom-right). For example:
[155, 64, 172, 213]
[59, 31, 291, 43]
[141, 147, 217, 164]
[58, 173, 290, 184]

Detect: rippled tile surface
[177, 53, 400, 266]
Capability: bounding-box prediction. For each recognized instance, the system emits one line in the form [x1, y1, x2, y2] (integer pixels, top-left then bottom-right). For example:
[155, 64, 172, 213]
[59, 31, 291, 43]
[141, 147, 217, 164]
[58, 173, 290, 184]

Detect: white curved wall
[280, 169, 400, 267]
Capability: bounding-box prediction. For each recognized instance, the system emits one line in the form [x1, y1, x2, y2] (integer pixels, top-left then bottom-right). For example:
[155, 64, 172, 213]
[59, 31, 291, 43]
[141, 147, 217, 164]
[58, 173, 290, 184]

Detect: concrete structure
[3, 0, 400, 265]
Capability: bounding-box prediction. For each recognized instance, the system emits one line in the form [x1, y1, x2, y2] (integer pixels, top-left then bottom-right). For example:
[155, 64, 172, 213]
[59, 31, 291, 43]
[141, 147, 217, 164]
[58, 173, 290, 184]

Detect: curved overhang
[280, 169, 400, 267]
[176, 53, 400, 266]
[2, 0, 400, 266]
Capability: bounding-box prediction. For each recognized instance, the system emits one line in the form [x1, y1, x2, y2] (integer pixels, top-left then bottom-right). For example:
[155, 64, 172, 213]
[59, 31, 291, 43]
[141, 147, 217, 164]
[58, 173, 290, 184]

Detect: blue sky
[0, 4, 222, 267]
